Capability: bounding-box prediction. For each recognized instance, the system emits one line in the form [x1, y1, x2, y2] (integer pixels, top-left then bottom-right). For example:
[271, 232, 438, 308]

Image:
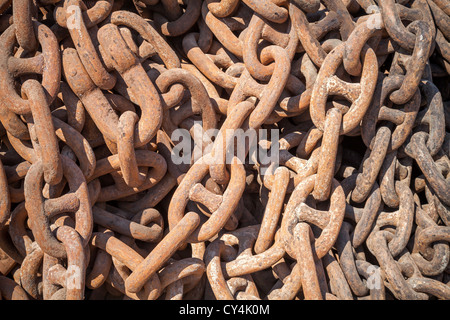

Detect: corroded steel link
[254, 166, 289, 254]
[343, 15, 382, 76]
[201, 1, 250, 59]
[92, 206, 164, 243]
[154, 0, 202, 37]
[125, 211, 200, 294]
[64, 41, 162, 188]
[379, 0, 422, 51]
[158, 258, 205, 299]
[8, 202, 32, 257]
[116, 112, 147, 188]
[208, 100, 254, 184]
[0, 159, 10, 229]
[64, 0, 116, 90]
[24, 155, 92, 259]
[159, 0, 183, 20]
[407, 277, 450, 300]
[378, 151, 399, 208]
[222, 237, 285, 280]
[97, 23, 162, 147]
[352, 126, 391, 204]
[0, 0, 11, 14]
[291, 0, 319, 13]
[372, 180, 415, 258]
[51, 225, 86, 300]
[183, 32, 238, 89]
[155, 68, 218, 134]
[322, 251, 353, 300]
[313, 108, 342, 201]
[218, 226, 285, 279]
[206, 0, 239, 18]
[355, 259, 386, 300]
[87, 150, 167, 202]
[341, 174, 381, 248]
[1, 0, 450, 301]
[204, 225, 274, 299]
[243, 12, 297, 82]
[227, 276, 260, 300]
[411, 204, 450, 276]
[19, 243, 43, 299]
[389, 21, 434, 105]
[13, 0, 37, 52]
[409, 80, 446, 157]
[169, 156, 245, 243]
[86, 229, 113, 290]
[109, 10, 181, 69]
[321, 0, 355, 40]
[22, 80, 63, 186]
[229, 48, 291, 129]
[366, 231, 428, 300]
[55, 0, 113, 29]
[362, 74, 421, 152]
[57, 82, 85, 133]
[296, 126, 322, 158]
[242, 0, 288, 24]
[293, 223, 323, 300]
[7, 115, 95, 181]
[0, 21, 61, 114]
[0, 274, 29, 299]
[52, 117, 95, 179]
[428, 0, 450, 39]
[281, 174, 346, 260]
[335, 222, 369, 297]
[310, 42, 378, 135]
[405, 132, 450, 206]
[90, 231, 162, 300]
[62, 48, 120, 145]
[290, 3, 326, 67]
[204, 238, 237, 299]
[414, 226, 450, 261]
[262, 131, 312, 191]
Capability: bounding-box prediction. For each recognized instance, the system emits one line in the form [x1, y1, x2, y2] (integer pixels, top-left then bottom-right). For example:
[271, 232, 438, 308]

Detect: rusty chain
[0, 0, 449, 301]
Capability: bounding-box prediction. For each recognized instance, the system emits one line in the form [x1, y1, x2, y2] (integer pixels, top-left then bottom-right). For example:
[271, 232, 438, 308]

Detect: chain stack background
[0, 0, 449, 300]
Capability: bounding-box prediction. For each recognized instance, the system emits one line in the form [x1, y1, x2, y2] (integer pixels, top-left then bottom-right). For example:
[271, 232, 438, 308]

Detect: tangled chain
[0, 0, 449, 300]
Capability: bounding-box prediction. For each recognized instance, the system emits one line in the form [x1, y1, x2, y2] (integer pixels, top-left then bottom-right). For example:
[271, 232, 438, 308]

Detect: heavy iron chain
[0, 0, 449, 300]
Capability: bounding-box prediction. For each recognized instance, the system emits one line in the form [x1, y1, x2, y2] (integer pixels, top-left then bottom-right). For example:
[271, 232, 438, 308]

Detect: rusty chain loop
[0, 0, 449, 301]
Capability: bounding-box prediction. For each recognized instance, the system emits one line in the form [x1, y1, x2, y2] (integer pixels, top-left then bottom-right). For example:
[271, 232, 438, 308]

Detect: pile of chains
[0, 0, 449, 301]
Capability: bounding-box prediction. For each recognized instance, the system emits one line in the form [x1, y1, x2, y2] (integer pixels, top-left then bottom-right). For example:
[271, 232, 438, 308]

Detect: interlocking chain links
[108, 10, 181, 69]
[309, 38, 378, 201]
[0, 20, 61, 142]
[46, 225, 87, 300]
[125, 211, 200, 294]
[281, 174, 346, 260]
[168, 156, 245, 243]
[90, 230, 163, 300]
[0, 0, 449, 301]
[86, 149, 167, 202]
[404, 80, 448, 205]
[379, 0, 434, 52]
[154, 0, 202, 37]
[24, 155, 92, 259]
[411, 201, 450, 276]
[205, 225, 279, 300]
[63, 0, 116, 90]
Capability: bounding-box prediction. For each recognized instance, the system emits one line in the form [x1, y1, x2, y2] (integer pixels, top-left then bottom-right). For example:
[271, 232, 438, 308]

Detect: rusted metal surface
[0, 0, 448, 301]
